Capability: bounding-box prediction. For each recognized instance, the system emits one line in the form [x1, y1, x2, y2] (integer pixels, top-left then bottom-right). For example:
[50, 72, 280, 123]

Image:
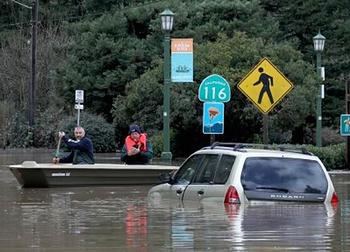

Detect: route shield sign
[340, 114, 350, 136]
[237, 58, 293, 114]
[198, 74, 231, 103]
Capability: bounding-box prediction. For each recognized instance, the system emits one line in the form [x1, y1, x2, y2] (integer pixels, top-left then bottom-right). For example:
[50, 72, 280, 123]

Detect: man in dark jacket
[121, 124, 153, 164]
[53, 126, 95, 164]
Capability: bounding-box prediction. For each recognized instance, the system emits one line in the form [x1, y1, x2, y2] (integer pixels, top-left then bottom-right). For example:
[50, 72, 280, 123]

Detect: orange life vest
[125, 133, 147, 152]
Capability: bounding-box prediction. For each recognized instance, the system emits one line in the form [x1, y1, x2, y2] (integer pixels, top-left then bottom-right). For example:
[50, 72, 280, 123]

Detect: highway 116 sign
[198, 74, 231, 103]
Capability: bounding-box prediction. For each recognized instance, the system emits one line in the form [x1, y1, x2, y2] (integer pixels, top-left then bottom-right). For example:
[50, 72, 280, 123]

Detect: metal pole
[316, 52, 322, 147]
[161, 32, 172, 163]
[29, 0, 38, 128]
[77, 103, 81, 126]
[210, 135, 215, 145]
[263, 114, 269, 144]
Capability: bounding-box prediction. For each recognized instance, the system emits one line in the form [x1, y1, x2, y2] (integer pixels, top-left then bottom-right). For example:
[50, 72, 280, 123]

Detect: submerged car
[148, 142, 339, 205]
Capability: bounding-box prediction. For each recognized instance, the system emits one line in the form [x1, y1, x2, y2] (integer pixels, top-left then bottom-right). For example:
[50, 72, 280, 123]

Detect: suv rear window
[241, 157, 328, 194]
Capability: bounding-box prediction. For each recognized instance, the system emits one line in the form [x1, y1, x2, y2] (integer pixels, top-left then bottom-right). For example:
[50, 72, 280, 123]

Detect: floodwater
[0, 149, 350, 252]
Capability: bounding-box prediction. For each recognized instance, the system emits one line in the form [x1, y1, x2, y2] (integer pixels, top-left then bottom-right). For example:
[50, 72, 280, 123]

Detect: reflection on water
[0, 150, 350, 251]
[148, 202, 340, 251]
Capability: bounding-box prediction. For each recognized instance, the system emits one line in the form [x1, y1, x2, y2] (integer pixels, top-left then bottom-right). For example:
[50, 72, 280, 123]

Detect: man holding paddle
[53, 126, 95, 165]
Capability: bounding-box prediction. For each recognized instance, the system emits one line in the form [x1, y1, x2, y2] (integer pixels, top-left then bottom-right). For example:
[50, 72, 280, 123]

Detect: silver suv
[148, 143, 339, 205]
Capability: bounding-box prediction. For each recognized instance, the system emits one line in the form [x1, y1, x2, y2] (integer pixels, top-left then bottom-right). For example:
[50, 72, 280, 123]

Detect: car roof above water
[195, 143, 319, 161]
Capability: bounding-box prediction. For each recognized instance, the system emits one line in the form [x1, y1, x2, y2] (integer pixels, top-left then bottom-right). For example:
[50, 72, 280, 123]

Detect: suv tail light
[224, 185, 240, 204]
[331, 192, 339, 203]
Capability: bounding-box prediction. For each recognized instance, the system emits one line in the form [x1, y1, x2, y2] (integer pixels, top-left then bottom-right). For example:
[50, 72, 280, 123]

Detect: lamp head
[313, 31, 326, 52]
[160, 9, 174, 32]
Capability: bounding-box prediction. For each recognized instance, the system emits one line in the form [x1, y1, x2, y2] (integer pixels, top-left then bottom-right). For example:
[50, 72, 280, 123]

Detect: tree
[2, 0, 349, 150]
[261, 0, 350, 126]
[53, 8, 160, 120]
[112, 32, 318, 155]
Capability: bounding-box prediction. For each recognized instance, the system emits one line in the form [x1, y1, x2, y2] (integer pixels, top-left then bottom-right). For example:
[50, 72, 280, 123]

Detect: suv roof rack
[208, 142, 313, 155]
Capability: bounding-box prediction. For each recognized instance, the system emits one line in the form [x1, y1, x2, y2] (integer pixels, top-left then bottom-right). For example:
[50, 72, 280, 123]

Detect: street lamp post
[313, 31, 326, 147]
[160, 9, 174, 163]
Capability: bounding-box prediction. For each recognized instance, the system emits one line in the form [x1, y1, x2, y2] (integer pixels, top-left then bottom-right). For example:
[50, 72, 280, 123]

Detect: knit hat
[129, 124, 141, 134]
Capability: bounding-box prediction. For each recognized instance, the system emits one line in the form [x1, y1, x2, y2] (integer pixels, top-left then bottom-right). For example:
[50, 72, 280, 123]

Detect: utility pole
[9, 0, 38, 129]
[29, 0, 38, 128]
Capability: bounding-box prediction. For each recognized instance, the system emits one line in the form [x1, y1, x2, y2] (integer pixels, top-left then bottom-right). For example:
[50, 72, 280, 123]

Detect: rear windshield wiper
[255, 186, 289, 193]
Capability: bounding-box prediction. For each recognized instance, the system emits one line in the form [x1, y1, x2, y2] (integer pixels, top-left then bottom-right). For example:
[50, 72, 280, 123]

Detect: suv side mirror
[159, 172, 174, 184]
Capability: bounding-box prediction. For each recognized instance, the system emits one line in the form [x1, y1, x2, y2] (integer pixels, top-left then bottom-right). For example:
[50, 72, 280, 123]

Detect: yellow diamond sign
[238, 58, 294, 114]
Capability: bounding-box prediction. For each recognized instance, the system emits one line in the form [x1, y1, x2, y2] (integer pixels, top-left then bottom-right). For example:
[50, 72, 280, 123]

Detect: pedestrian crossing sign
[237, 58, 294, 114]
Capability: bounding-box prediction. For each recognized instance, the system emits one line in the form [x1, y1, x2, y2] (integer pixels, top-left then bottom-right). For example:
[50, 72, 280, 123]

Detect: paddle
[55, 136, 62, 158]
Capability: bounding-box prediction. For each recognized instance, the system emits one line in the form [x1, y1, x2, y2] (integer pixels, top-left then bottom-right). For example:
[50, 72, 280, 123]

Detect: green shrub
[34, 107, 66, 148]
[149, 131, 163, 157]
[304, 143, 345, 170]
[261, 143, 345, 170]
[148, 130, 176, 158]
[5, 112, 33, 148]
[6, 108, 66, 148]
[57, 112, 115, 153]
[270, 143, 345, 170]
[5, 110, 115, 152]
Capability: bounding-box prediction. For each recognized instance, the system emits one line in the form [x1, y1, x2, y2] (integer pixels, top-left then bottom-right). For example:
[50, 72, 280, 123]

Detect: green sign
[340, 114, 350, 136]
[198, 74, 231, 102]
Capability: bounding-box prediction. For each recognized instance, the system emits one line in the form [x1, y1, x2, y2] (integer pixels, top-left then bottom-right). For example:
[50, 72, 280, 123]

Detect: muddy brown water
[0, 149, 349, 251]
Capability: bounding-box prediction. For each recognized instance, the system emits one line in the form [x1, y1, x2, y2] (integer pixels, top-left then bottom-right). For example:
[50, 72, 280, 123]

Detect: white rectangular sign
[75, 90, 84, 103]
[74, 104, 84, 110]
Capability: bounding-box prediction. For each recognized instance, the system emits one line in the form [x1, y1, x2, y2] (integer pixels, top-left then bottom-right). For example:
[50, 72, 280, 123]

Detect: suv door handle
[197, 190, 204, 195]
[176, 189, 183, 194]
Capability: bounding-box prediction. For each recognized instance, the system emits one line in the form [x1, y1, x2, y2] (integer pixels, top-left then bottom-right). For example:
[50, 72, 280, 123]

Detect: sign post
[75, 90, 84, 126]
